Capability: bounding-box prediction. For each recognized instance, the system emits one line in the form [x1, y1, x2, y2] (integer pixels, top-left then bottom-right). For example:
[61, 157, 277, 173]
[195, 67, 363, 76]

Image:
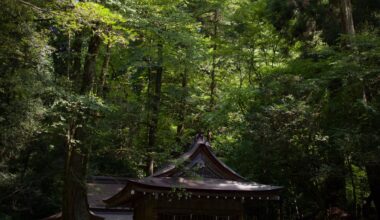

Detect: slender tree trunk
[146, 43, 163, 176]
[347, 156, 357, 218]
[236, 57, 243, 88]
[366, 164, 380, 219]
[99, 43, 111, 96]
[81, 33, 101, 93]
[324, 147, 347, 209]
[362, 84, 380, 219]
[176, 66, 188, 144]
[145, 64, 153, 174]
[67, 32, 71, 79]
[71, 32, 83, 83]
[209, 10, 218, 111]
[247, 48, 255, 86]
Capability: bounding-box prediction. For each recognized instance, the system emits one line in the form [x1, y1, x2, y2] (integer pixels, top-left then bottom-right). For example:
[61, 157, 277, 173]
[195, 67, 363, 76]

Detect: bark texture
[146, 43, 163, 176]
[99, 43, 111, 96]
[71, 32, 83, 83]
[62, 31, 102, 220]
[340, 0, 355, 35]
[62, 119, 91, 220]
[81, 33, 101, 93]
[176, 67, 188, 143]
[366, 164, 380, 219]
[209, 10, 218, 111]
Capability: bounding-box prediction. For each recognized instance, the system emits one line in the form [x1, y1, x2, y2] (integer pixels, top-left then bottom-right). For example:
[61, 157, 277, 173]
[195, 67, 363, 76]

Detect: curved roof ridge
[152, 134, 246, 181]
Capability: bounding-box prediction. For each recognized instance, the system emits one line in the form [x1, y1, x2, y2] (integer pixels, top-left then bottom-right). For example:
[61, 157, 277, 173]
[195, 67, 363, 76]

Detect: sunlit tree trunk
[340, 0, 355, 35]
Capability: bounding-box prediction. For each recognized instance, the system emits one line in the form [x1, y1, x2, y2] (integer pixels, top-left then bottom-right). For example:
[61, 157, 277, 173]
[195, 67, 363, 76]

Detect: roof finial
[194, 132, 211, 148]
[194, 132, 206, 143]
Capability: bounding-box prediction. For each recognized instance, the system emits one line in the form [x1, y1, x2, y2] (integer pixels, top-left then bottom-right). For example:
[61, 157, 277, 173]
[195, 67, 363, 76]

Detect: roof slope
[152, 135, 245, 181]
[104, 134, 283, 207]
[87, 176, 130, 210]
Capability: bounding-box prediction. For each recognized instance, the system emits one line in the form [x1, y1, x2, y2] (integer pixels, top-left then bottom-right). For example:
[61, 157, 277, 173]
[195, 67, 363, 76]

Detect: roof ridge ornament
[194, 132, 206, 143]
[194, 132, 211, 147]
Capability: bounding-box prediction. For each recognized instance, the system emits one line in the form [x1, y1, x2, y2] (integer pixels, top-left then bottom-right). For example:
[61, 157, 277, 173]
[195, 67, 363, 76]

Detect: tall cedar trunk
[366, 164, 380, 219]
[363, 84, 380, 218]
[324, 80, 347, 209]
[176, 67, 188, 143]
[340, 0, 355, 35]
[209, 10, 218, 111]
[62, 121, 90, 220]
[146, 43, 163, 176]
[321, 1, 356, 210]
[63, 148, 90, 220]
[63, 32, 101, 220]
[99, 43, 111, 96]
[324, 129, 347, 208]
[81, 33, 101, 93]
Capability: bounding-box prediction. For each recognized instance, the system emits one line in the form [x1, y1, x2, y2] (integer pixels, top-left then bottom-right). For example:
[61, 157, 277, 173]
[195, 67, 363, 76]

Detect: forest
[0, 0, 379, 219]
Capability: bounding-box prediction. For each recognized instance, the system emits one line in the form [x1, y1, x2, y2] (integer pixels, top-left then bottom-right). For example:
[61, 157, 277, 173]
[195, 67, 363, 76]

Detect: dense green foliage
[0, 0, 379, 219]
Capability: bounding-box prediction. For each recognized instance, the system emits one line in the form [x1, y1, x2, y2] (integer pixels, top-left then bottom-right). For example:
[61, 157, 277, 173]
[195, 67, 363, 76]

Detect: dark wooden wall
[133, 196, 280, 220]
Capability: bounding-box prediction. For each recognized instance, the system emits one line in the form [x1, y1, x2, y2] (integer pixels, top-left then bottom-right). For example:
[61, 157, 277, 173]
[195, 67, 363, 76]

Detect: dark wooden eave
[104, 177, 283, 207]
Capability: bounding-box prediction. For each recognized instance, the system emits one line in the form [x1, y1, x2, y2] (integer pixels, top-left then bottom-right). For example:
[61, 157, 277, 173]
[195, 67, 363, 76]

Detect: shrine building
[102, 135, 283, 220]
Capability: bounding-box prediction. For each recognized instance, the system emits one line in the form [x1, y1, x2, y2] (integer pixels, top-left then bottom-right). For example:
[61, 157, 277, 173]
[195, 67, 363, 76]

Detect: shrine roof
[104, 134, 284, 207]
[87, 176, 131, 210]
[151, 135, 245, 181]
[127, 177, 282, 192]
[103, 177, 283, 207]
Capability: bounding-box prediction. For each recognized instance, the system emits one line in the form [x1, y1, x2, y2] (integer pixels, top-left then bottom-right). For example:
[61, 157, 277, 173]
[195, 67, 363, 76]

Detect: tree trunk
[324, 164, 347, 208]
[347, 156, 357, 218]
[99, 43, 111, 96]
[71, 32, 83, 83]
[209, 10, 218, 111]
[247, 46, 255, 86]
[62, 32, 102, 220]
[340, 0, 355, 35]
[176, 66, 188, 144]
[324, 83, 347, 209]
[62, 149, 90, 220]
[81, 33, 101, 94]
[62, 122, 90, 220]
[66, 32, 71, 79]
[366, 164, 380, 219]
[146, 43, 163, 176]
